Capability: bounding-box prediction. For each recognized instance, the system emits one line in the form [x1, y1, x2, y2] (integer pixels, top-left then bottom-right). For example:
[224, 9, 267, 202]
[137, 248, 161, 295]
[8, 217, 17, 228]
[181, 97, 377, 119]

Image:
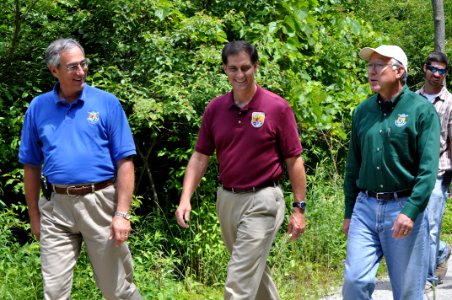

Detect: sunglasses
[426, 65, 448, 75]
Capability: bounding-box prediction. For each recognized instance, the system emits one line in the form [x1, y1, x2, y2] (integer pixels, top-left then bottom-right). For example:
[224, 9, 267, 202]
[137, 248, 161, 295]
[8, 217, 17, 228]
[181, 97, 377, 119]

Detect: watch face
[293, 202, 306, 209]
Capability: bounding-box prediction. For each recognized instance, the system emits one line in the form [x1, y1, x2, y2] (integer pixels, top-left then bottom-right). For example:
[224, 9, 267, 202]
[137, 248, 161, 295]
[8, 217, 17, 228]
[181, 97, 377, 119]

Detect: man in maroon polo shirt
[175, 40, 307, 300]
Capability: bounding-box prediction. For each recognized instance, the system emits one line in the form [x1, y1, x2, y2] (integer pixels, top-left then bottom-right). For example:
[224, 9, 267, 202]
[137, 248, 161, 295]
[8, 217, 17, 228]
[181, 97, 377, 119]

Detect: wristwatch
[292, 201, 306, 211]
[115, 211, 131, 220]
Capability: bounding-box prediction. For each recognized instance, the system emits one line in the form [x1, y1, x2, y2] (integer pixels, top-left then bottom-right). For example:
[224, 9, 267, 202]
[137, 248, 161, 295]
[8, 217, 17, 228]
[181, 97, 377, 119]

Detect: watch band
[115, 211, 131, 220]
[292, 201, 306, 210]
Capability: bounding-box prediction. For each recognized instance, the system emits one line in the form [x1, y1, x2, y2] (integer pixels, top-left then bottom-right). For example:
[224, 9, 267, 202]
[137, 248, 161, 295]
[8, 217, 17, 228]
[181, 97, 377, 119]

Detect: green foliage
[1, 0, 451, 298]
[0, 203, 41, 299]
[0, 169, 346, 299]
[351, 0, 452, 89]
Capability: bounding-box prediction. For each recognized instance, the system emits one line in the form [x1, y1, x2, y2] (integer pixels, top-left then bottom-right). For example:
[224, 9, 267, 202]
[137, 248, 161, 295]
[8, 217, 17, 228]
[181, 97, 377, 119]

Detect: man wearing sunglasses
[416, 52, 452, 292]
[342, 45, 440, 300]
[18, 38, 142, 299]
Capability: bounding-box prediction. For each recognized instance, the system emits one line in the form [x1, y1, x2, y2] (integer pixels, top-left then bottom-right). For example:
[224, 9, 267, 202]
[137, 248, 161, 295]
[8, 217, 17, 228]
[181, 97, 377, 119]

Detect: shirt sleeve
[401, 105, 440, 220]
[18, 105, 43, 166]
[107, 99, 136, 163]
[195, 105, 216, 156]
[277, 105, 303, 159]
[343, 110, 361, 219]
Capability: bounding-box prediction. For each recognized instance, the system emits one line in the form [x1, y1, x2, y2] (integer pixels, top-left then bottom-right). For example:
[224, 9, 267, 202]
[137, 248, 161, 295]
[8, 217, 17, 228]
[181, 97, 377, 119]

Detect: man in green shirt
[342, 45, 440, 300]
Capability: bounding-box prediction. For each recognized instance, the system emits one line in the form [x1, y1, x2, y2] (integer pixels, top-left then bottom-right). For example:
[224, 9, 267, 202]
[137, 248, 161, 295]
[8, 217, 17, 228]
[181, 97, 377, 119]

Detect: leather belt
[52, 179, 114, 196]
[222, 180, 279, 194]
[365, 189, 411, 200]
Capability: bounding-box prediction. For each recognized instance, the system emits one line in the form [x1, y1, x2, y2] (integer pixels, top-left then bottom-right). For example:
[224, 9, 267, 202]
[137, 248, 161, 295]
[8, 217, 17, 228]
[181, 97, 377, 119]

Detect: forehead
[428, 61, 447, 69]
[59, 47, 85, 64]
[225, 51, 253, 66]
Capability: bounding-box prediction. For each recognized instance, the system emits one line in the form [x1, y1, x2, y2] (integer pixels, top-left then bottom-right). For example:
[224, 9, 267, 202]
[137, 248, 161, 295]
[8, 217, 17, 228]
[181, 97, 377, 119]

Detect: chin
[370, 85, 380, 93]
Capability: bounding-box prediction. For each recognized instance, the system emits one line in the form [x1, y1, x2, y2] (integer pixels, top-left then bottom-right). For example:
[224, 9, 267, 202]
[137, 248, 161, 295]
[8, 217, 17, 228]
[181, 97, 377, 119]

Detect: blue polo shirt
[19, 83, 136, 184]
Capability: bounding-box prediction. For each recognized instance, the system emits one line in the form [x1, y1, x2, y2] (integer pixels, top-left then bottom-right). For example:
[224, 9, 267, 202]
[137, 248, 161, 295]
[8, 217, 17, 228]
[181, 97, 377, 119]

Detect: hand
[109, 216, 131, 247]
[342, 219, 351, 236]
[30, 215, 41, 241]
[175, 201, 191, 228]
[287, 209, 306, 240]
[392, 213, 413, 239]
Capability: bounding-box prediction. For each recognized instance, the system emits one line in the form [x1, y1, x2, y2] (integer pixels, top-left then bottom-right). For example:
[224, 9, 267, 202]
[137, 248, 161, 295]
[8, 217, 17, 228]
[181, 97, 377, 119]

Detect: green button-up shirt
[344, 85, 440, 221]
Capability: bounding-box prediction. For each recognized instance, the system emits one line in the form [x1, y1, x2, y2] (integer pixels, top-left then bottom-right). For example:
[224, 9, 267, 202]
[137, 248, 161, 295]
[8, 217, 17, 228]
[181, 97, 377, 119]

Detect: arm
[285, 155, 307, 241]
[110, 156, 134, 247]
[394, 106, 440, 238]
[343, 112, 361, 236]
[175, 151, 210, 228]
[24, 164, 42, 240]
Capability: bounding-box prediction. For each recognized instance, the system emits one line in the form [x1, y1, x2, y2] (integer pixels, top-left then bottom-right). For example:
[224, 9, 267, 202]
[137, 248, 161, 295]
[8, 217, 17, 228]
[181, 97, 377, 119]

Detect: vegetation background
[0, 0, 451, 299]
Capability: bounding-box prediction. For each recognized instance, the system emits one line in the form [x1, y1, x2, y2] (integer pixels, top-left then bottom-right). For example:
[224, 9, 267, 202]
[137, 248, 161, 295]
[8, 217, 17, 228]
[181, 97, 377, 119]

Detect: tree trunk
[432, 0, 445, 52]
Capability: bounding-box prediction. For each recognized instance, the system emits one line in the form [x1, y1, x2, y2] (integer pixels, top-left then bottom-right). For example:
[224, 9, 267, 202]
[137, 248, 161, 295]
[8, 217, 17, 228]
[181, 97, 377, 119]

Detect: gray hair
[392, 58, 407, 83]
[45, 38, 85, 68]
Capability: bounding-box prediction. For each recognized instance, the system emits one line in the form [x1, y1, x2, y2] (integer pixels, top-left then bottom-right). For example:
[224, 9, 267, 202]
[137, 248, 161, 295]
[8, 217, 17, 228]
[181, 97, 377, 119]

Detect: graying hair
[45, 38, 85, 68]
[392, 58, 407, 83]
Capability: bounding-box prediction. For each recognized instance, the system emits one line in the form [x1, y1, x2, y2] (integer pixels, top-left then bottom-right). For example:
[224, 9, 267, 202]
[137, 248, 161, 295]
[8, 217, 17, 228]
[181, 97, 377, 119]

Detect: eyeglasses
[64, 59, 89, 73]
[426, 65, 447, 75]
[367, 63, 397, 71]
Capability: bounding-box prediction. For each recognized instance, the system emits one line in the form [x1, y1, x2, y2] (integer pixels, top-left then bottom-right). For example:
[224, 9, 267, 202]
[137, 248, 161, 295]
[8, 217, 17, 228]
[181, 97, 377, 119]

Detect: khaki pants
[217, 186, 285, 300]
[39, 185, 142, 300]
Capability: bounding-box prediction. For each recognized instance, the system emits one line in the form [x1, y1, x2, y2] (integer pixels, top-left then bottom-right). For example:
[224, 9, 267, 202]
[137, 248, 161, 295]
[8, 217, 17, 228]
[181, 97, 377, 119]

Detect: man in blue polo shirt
[18, 38, 142, 299]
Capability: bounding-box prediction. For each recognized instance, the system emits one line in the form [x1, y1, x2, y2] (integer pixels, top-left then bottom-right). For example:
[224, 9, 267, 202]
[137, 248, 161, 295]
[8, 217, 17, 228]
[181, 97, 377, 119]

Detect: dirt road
[321, 258, 452, 300]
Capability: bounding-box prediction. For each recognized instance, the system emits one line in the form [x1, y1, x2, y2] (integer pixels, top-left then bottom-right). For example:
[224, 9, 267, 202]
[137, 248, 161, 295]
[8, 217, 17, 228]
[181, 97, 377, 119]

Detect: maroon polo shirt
[195, 85, 303, 189]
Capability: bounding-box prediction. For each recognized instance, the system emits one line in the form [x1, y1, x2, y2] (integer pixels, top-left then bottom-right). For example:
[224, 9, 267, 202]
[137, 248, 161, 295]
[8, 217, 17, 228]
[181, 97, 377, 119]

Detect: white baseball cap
[359, 45, 408, 73]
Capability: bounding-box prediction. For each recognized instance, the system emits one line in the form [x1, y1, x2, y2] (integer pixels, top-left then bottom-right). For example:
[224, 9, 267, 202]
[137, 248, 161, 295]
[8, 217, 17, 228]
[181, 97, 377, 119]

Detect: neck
[233, 84, 257, 107]
[423, 83, 443, 95]
[59, 87, 81, 103]
[380, 83, 403, 102]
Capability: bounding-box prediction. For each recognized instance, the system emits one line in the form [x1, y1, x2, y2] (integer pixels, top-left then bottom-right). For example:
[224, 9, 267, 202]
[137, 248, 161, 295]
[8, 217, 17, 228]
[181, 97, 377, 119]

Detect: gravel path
[321, 258, 452, 299]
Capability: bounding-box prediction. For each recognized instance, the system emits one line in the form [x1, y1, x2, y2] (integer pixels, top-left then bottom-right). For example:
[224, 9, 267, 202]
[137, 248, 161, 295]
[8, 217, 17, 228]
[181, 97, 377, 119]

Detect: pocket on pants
[92, 184, 117, 214]
[39, 196, 54, 217]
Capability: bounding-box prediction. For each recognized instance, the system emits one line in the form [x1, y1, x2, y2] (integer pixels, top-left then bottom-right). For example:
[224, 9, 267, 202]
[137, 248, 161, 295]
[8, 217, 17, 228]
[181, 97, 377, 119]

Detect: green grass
[441, 198, 452, 245]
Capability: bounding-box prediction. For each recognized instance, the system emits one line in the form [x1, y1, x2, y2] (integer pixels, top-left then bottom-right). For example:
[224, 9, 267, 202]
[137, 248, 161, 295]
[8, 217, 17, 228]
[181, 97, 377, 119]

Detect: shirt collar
[52, 82, 87, 105]
[417, 85, 448, 103]
[227, 84, 262, 111]
[376, 85, 408, 112]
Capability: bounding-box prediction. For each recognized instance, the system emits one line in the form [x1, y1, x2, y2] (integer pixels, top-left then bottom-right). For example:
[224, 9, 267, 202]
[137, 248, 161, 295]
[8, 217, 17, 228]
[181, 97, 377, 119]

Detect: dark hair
[221, 40, 258, 65]
[425, 52, 449, 70]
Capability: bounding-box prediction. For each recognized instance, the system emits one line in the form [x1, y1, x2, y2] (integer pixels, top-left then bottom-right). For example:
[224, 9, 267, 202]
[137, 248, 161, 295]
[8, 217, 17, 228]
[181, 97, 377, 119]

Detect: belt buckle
[375, 192, 385, 200]
[66, 185, 76, 195]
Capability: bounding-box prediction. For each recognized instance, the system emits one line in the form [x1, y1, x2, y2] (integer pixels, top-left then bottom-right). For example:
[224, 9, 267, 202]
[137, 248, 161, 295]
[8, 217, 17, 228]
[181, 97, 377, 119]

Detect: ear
[395, 66, 405, 79]
[423, 64, 428, 73]
[223, 64, 227, 73]
[49, 65, 59, 78]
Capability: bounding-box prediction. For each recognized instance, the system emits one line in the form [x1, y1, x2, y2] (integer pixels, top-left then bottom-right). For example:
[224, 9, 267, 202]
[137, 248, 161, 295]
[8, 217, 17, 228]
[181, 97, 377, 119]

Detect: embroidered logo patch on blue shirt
[87, 111, 100, 124]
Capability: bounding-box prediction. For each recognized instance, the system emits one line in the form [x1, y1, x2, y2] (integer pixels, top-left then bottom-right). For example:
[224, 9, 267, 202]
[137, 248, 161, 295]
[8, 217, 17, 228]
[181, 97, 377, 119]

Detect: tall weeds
[0, 165, 368, 298]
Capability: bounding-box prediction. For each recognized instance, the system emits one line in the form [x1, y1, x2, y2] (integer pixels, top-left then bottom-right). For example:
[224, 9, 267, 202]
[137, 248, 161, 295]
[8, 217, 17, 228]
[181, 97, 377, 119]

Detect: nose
[236, 68, 245, 76]
[368, 65, 377, 74]
[75, 64, 87, 74]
